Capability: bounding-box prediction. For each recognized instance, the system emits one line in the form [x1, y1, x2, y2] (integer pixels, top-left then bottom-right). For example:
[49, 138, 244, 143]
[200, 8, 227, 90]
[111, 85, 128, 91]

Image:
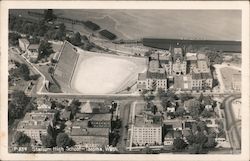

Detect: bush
[14, 131, 31, 146]
[9, 32, 21, 46]
[30, 74, 40, 80]
[56, 133, 73, 149]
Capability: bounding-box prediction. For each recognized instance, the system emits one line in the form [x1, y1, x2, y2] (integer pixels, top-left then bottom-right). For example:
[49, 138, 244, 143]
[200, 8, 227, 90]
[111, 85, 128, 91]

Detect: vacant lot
[71, 51, 147, 94]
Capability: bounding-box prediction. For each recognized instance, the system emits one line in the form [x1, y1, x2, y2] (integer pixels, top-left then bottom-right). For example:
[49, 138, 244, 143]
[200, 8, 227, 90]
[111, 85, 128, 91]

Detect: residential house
[182, 129, 192, 143]
[18, 38, 30, 52]
[163, 119, 183, 131]
[163, 131, 174, 146]
[80, 101, 110, 114]
[27, 44, 39, 63]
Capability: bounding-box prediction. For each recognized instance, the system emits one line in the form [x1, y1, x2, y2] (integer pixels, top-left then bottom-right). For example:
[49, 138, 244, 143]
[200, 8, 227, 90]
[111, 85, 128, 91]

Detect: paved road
[223, 95, 241, 153]
[117, 100, 132, 152]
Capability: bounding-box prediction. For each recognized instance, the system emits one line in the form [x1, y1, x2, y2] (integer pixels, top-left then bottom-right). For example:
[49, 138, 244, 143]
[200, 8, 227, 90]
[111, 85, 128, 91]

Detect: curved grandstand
[53, 41, 147, 94]
[53, 41, 79, 92]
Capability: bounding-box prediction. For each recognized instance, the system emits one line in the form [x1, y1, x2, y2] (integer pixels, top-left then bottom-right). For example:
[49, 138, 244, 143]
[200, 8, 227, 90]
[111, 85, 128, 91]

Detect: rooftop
[19, 38, 30, 45]
[68, 120, 109, 136]
[80, 101, 110, 114]
[163, 119, 182, 129]
[197, 53, 207, 60]
[138, 72, 147, 80]
[192, 72, 212, 80]
[28, 44, 39, 50]
[17, 111, 55, 130]
[149, 60, 160, 71]
[147, 71, 166, 79]
[134, 115, 161, 127]
[173, 48, 182, 55]
[75, 113, 111, 122]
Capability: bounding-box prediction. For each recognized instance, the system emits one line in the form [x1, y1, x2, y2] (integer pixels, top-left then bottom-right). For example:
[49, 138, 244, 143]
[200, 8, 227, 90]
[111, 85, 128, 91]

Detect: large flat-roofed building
[66, 113, 111, 147]
[174, 75, 192, 90]
[150, 51, 173, 76]
[191, 72, 213, 90]
[16, 110, 56, 145]
[66, 120, 109, 147]
[137, 58, 167, 92]
[132, 116, 162, 146]
[137, 71, 167, 92]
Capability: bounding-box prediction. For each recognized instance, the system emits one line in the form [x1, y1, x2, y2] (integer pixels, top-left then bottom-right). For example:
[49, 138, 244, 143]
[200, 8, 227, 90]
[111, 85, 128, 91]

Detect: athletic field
[71, 49, 147, 94]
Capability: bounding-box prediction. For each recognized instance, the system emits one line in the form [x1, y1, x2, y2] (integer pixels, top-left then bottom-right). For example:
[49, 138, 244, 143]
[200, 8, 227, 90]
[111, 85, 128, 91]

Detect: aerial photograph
[8, 9, 241, 154]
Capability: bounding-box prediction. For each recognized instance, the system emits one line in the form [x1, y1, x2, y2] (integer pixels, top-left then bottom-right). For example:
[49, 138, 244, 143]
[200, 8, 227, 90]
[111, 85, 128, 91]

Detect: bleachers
[53, 41, 79, 91]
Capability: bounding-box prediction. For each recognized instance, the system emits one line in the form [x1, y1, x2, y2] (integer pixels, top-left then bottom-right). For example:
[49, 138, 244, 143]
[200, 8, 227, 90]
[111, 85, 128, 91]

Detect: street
[223, 95, 241, 153]
[116, 100, 132, 152]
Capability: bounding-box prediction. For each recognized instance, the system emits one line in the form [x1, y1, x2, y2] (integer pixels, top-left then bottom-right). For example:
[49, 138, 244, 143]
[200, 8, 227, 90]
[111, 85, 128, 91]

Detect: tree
[198, 93, 204, 102]
[14, 131, 31, 146]
[44, 9, 55, 21]
[29, 74, 40, 80]
[67, 99, 81, 116]
[201, 109, 212, 118]
[56, 133, 72, 149]
[178, 93, 193, 102]
[47, 124, 55, 138]
[11, 90, 29, 108]
[204, 135, 217, 149]
[152, 105, 157, 115]
[173, 137, 187, 151]
[70, 32, 82, 46]
[143, 94, 155, 103]
[38, 40, 53, 60]
[48, 67, 54, 74]
[186, 134, 196, 145]
[189, 105, 200, 119]
[188, 143, 205, 154]
[174, 107, 185, 117]
[41, 135, 55, 148]
[18, 64, 30, 81]
[9, 32, 21, 46]
[197, 121, 208, 132]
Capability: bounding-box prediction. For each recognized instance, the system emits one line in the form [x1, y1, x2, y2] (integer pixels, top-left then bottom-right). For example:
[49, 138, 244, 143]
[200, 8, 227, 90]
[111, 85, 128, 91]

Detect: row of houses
[18, 38, 39, 63]
[137, 47, 213, 92]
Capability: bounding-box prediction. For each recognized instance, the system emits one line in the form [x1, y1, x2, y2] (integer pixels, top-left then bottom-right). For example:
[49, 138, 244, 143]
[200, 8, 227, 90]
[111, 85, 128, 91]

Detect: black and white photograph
[0, 1, 249, 161]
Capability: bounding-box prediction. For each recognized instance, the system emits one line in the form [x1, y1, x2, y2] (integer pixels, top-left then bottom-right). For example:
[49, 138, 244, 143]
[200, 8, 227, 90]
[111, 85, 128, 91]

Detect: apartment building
[16, 110, 56, 145]
[132, 115, 162, 146]
[137, 60, 168, 92]
[191, 72, 213, 90]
